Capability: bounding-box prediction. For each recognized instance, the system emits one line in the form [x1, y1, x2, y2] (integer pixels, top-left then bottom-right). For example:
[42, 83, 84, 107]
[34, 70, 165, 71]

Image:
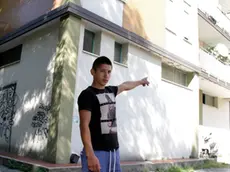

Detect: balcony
[200, 48, 230, 82]
[199, 48, 230, 98]
[198, 1, 230, 47]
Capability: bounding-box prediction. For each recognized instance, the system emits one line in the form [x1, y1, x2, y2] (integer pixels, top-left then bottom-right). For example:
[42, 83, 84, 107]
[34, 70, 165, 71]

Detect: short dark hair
[92, 56, 112, 70]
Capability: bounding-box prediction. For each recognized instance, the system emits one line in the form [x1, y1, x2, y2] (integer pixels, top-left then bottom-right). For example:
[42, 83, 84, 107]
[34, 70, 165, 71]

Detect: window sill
[184, 0, 191, 7]
[82, 50, 99, 58]
[0, 61, 20, 70]
[183, 38, 192, 45]
[165, 27, 177, 36]
[161, 78, 192, 91]
[114, 61, 128, 68]
[203, 104, 218, 109]
[184, 10, 189, 15]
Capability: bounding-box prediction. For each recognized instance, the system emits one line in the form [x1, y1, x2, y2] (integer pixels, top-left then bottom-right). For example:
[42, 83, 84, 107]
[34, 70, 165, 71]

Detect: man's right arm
[79, 110, 100, 172]
[79, 110, 94, 157]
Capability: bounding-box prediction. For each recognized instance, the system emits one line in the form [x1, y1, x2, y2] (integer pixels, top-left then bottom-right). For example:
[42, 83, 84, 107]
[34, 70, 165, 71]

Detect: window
[83, 30, 95, 53]
[114, 43, 128, 65]
[162, 64, 188, 86]
[203, 94, 217, 107]
[0, 45, 22, 68]
[114, 42, 122, 63]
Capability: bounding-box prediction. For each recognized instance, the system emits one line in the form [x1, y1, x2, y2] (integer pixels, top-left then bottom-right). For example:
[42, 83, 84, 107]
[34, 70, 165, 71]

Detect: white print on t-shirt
[96, 93, 117, 134]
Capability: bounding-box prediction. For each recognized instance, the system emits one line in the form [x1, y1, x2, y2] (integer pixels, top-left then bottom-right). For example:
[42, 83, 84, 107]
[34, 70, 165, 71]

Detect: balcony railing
[199, 48, 230, 83]
[198, 1, 230, 36]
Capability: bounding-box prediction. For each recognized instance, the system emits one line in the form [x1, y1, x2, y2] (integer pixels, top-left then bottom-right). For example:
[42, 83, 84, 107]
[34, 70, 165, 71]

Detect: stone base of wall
[0, 152, 213, 172]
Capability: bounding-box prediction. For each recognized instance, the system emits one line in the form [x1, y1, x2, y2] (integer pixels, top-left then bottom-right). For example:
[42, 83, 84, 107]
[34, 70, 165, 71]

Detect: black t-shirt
[78, 86, 119, 151]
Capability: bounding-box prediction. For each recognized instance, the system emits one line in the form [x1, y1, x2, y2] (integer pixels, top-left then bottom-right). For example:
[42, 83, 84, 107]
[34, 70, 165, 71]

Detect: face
[92, 64, 112, 87]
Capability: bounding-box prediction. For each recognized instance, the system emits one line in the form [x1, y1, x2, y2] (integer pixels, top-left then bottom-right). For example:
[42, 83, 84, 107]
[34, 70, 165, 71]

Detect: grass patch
[193, 160, 229, 169]
[155, 166, 194, 172]
[152, 160, 229, 172]
[6, 159, 48, 172]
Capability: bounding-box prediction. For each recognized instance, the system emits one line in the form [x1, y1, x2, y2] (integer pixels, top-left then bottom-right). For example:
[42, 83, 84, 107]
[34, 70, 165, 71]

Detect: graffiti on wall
[31, 103, 51, 140]
[199, 132, 218, 158]
[0, 83, 17, 144]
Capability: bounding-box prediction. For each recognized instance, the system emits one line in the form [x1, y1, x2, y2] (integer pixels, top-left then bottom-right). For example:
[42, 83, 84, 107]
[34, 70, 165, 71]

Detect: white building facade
[0, 0, 230, 164]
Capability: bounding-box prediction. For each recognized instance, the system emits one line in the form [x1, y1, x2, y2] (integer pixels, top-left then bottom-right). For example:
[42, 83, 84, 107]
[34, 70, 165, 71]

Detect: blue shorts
[81, 149, 122, 172]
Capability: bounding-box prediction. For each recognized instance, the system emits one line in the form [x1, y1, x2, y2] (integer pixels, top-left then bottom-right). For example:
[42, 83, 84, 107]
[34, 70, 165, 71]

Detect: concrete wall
[160, 77, 200, 158]
[123, 0, 199, 65]
[164, 0, 199, 66]
[123, 0, 165, 47]
[0, 0, 54, 37]
[203, 99, 230, 129]
[0, 25, 58, 158]
[71, 23, 200, 160]
[81, 0, 124, 26]
[115, 44, 162, 161]
[0, 0, 123, 38]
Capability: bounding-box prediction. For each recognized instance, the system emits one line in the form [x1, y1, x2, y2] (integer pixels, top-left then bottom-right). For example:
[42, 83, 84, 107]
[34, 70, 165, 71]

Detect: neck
[91, 81, 105, 89]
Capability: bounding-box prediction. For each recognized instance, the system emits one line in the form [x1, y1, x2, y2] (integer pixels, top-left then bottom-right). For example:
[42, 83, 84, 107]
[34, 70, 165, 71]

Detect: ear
[90, 69, 95, 76]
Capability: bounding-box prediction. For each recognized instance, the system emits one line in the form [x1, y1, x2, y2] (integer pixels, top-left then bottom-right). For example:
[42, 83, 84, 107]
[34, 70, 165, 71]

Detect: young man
[78, 56, 149, 172]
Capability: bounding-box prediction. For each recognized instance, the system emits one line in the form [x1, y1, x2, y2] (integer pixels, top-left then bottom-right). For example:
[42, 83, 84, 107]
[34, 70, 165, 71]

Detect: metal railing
[199, 48, 230, 83]
[199, 1, 230, 36]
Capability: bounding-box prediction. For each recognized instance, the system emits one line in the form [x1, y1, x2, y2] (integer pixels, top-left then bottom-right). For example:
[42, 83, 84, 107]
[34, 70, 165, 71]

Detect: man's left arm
[117, 77, 149, 95]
